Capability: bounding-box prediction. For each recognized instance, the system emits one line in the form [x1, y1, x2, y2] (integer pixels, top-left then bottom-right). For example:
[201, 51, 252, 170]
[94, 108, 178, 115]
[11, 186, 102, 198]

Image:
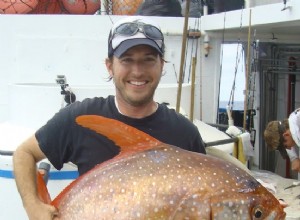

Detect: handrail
[0, 150, 14, 156]
[205, 137, 238, 147]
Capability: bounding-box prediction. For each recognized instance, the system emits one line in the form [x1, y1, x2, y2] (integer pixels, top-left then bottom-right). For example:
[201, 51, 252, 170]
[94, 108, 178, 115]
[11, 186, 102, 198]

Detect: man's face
[106, 45, 164, 107]
[283, 129, 296, 149]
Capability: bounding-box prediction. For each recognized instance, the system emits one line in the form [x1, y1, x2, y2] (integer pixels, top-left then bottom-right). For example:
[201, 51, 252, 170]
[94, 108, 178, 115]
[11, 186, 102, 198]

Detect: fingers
[49, 205, 59, 219]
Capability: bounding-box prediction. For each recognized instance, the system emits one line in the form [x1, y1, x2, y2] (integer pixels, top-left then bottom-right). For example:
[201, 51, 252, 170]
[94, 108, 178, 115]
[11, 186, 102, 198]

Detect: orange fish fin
[76, 115, 162, 154]
[36, 171, 51, 204]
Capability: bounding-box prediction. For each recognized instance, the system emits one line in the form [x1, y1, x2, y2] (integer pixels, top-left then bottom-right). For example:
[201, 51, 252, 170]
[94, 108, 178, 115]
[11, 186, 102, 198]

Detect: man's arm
[287, 146, 300, 172]
[13, 135, 58, 220]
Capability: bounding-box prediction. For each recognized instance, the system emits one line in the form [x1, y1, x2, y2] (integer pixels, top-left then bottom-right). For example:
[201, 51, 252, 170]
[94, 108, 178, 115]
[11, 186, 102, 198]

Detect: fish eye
[253, 207, 263, 219]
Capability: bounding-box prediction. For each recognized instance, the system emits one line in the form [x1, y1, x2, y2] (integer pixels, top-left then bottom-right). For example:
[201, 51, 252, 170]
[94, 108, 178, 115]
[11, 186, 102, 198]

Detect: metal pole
[189, 57, 197, 121]
[176, 0, 190, 113]
[243, 9, 252, 131]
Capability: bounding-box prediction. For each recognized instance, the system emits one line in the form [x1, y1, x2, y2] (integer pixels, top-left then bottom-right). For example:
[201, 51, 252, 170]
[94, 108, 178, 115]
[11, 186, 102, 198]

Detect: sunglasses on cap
[110, 22, 164, 43]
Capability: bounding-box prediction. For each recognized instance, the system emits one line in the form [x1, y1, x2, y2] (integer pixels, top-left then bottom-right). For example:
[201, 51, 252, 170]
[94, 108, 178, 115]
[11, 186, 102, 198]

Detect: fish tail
[36, 171, 52, 204]
[76, 115, 162, 154]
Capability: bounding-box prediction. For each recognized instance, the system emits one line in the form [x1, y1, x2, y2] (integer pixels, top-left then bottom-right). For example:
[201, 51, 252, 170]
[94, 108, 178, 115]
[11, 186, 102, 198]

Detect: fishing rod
[243, 9, 252, 131]
[176, 0, 190, 113]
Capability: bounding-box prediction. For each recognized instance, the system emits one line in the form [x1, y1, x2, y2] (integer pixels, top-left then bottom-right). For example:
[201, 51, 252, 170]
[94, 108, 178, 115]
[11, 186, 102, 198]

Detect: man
[13, 16, 206, 220]
[264, 108, 300, 172]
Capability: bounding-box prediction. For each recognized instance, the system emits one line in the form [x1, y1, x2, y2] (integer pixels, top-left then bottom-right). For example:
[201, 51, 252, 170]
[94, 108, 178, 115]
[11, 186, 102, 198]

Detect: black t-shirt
[36, 95, 206, 175]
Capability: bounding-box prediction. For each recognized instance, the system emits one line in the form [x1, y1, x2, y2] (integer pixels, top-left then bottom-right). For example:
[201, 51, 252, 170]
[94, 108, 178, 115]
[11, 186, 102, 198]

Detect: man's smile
[128, 80, 148, 86]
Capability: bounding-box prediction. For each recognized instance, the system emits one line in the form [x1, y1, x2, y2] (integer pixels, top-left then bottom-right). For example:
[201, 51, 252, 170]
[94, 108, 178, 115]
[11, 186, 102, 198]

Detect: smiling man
[13, 16, 206, 220]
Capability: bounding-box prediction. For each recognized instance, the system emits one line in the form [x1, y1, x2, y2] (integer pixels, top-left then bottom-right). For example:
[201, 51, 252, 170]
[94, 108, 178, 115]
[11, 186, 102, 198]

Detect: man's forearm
[287, 146, 298, 161]
[13, 148, 40, 209]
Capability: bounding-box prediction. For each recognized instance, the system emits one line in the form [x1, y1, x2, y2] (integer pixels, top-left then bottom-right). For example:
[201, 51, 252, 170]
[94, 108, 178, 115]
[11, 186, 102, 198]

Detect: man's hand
[25, 199, 59, 220]
[291, 158, 300, 172]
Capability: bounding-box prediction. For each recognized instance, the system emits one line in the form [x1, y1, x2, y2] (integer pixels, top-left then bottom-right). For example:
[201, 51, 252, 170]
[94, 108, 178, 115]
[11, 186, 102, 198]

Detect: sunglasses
[110, 22, 164, 44]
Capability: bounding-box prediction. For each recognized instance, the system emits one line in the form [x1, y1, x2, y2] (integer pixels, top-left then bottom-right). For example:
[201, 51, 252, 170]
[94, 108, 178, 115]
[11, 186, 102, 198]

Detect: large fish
[38, 115, 286, 220]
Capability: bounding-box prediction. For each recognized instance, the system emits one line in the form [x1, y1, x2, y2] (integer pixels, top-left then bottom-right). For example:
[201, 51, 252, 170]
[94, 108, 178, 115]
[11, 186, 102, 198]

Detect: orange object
[111, 0, 143, 15]
[0, 0, 38, 14]
[62, 0, 100, 14]
[36, 171, 51, 204]
[35, 115, 286, 219]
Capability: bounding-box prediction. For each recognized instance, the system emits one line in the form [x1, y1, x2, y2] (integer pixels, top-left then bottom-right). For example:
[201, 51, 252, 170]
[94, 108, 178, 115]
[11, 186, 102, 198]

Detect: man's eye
[121, 58, 133, 63]
[145, 58, 155, 62]
[144, 57, 156, 62]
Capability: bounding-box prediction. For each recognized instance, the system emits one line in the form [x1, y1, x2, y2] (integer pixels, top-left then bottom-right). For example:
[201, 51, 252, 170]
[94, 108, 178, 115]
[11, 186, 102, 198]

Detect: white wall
[0, 15, 222, 126]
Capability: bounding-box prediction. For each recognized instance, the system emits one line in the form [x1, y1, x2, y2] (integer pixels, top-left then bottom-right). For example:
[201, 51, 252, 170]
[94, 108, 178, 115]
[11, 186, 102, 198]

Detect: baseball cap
[108, 16, 164, 58]
[289, 108, 300, 147]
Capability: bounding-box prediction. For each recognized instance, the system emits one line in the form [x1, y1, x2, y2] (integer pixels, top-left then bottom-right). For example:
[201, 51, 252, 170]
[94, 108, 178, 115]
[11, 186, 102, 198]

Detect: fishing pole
[176, 0, 190, 113]
[243, 8, 252, 131]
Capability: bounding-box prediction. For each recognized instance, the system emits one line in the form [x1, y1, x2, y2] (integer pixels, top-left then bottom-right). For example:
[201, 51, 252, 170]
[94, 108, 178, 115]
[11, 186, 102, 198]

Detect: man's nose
[131, 61, 145, 75]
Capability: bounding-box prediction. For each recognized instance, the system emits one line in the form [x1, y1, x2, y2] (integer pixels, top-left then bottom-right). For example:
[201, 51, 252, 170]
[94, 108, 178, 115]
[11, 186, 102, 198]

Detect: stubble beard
[118, 87, 156, 107]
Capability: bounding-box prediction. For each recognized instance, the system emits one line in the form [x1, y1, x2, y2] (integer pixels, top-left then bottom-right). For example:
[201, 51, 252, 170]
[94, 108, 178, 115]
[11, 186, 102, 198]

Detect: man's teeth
[130, 81, 146, 86]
